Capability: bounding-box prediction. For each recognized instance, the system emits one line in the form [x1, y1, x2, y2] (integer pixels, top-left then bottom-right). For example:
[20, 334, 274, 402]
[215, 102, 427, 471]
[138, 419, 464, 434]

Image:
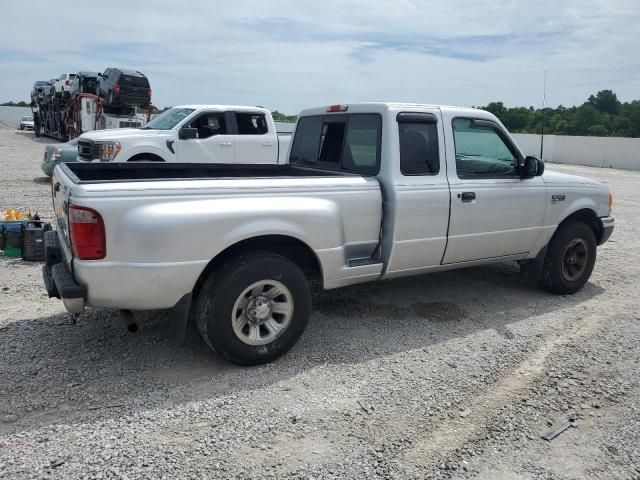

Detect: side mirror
[522, 156, 543, 178]
[178, 127, 198, 140]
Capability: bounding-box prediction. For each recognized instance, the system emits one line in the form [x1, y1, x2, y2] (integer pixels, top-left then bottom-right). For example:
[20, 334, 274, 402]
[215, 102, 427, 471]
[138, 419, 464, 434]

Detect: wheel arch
[192, 235, 323, 300]
[557, 208, 603, 243]
[127, 152, 165, 162]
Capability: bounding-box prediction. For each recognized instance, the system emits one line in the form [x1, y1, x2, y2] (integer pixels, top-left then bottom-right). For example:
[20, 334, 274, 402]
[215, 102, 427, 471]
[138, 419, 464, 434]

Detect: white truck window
[290, 114, 380, 174]
[343, 115, 380, 173]
[236, 113, 268, 135]
[399, 122, 439, 175]
[318, 122, 345, 165]
[190, 113, 227, 139]
[452, 118, 518, 178]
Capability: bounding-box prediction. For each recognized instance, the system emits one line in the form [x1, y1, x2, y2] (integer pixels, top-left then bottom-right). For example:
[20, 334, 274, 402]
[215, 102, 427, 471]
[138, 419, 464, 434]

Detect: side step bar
[348, 257, 382, 268]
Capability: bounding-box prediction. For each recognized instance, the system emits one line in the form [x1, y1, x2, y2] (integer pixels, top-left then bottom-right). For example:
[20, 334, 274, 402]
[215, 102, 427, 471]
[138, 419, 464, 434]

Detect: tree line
[5, 90, 638, 137]
[481, 90, 640, 138]
[0, 101, 29, 107]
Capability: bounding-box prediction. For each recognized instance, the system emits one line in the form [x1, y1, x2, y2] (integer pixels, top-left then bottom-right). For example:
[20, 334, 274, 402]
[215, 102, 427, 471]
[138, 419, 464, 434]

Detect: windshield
[144, 108, 195, 130]
[22, 116, 33, 121]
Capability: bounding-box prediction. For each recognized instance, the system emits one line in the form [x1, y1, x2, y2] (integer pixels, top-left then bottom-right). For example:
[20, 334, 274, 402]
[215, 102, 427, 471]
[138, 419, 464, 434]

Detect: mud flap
[167, 293, 193, 345]
[520, 246, 547, 283]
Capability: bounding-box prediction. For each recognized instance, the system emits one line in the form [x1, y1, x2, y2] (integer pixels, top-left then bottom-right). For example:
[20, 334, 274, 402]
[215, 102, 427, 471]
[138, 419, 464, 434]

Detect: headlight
[98, 142, 121, 161]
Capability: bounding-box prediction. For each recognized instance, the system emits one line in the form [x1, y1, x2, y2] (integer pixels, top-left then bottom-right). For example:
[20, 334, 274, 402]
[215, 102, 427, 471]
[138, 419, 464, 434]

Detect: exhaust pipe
[120, 309, 138, 333]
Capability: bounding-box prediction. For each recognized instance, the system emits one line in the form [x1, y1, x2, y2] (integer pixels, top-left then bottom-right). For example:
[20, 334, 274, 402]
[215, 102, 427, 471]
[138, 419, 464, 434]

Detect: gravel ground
[1, 124, 639, 479]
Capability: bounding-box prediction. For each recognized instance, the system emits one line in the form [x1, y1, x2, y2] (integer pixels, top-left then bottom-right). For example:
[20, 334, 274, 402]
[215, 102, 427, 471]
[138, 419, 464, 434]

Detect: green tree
[479, 90, 639, 138]
[271, 110, 297, 123]
[587, 124, 608, 136]
[588, 90, 622, 115]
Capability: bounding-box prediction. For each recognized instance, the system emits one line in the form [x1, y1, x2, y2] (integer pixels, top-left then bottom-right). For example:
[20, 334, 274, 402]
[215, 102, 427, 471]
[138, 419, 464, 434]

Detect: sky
[2, 0, 639, 114]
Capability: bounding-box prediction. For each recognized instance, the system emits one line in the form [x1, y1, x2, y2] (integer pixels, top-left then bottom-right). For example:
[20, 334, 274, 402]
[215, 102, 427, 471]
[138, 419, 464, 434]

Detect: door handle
[262, 142, 274, 146]
[219, 142, 232, 147]
[458, 192, 476, 202]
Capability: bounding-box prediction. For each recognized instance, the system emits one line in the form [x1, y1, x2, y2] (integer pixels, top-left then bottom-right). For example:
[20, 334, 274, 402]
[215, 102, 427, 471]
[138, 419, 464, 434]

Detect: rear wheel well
[192, 235, 322, 299]
[558, 209, 602, 243]
[127, 153, 164, 162]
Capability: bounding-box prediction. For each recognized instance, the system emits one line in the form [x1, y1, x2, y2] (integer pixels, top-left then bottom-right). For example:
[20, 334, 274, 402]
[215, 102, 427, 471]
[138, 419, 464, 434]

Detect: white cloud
[1, 0, 639, 112]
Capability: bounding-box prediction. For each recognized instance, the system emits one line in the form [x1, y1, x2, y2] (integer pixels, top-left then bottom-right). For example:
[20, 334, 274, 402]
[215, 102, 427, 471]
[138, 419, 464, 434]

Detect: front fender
[547, 186, 609, 225]
[530, 186, 609, 257]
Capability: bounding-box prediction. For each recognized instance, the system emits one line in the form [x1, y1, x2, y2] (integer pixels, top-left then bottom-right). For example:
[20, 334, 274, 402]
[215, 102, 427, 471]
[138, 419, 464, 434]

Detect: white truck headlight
[98, 142, 121, 161]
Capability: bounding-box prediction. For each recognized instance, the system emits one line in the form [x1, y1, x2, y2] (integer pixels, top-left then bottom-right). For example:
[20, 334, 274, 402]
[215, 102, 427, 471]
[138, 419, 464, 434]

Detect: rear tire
[195, 251, 311, 366]
[539, 220, 597, 294]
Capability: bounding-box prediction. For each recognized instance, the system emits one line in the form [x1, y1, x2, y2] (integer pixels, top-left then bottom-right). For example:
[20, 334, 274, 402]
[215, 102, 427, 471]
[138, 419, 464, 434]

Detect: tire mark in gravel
[403, 304, 615, 467]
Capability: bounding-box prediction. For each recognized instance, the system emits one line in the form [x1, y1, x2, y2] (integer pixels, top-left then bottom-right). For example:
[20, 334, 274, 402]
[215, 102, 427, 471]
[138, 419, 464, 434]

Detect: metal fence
[512, 133, 640, 171]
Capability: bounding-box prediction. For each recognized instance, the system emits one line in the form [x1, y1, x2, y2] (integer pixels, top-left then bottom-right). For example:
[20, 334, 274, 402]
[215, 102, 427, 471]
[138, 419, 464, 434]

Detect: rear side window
[398, 120, 440, 175]
[289, 114, 381, 174]
[236, 113, 268, 135]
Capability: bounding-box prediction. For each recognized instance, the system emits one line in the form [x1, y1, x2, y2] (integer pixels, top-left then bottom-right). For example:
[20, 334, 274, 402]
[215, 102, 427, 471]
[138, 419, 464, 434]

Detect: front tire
[195, 252, 311, 366]
[539, 220, 597, 294]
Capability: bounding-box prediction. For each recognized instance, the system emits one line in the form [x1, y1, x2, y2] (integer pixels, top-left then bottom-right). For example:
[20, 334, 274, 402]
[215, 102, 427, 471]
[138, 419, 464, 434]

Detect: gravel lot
[1, 124, 639, 479]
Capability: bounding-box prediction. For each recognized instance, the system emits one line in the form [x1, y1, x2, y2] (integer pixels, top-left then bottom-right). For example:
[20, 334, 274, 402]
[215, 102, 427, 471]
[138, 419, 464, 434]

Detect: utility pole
[540, 69, 547, 159]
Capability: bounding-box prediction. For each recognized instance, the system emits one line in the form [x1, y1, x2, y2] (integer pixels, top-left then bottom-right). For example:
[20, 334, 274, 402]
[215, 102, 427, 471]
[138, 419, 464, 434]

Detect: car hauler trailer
[32, 91, 149, 141]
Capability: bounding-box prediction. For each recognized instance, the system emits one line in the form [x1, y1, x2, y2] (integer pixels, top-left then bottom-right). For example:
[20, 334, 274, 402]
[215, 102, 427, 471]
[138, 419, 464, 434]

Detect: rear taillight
[147, 88, 152, 97]
[114, 84, 120, 94]
[69, 205, 106, 260]
[65, 80, 70, 86]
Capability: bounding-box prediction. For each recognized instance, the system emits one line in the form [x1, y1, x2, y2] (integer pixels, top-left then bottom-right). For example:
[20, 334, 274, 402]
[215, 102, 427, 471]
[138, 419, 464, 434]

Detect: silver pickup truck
[43, 103, 614, 365]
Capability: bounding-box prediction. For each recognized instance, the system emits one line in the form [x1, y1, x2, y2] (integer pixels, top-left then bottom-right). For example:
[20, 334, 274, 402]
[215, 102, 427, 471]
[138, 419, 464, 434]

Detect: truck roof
[175, 105, 271, 113]
[298, 102, 488, 118]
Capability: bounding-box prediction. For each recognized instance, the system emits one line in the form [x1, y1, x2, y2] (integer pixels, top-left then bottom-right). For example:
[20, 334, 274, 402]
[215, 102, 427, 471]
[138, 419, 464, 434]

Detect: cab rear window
[289, 114, 381, 175]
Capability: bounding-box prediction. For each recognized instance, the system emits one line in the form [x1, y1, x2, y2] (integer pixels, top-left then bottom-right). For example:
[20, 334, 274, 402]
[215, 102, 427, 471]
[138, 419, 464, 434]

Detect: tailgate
[51, 166, 75, 263]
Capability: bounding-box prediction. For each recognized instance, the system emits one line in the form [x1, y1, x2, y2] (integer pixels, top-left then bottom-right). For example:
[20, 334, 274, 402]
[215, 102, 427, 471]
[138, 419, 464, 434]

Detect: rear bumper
[42, 229, 205, 310]
[42, 231, 87, 313]
[599, 216, 614, 245]
[115, 93, 150, 106]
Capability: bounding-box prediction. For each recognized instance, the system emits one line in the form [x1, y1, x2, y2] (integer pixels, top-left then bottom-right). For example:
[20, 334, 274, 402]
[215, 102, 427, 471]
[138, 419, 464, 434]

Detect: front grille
[119, 120, 141, 128]
[78, 139, 98, 160]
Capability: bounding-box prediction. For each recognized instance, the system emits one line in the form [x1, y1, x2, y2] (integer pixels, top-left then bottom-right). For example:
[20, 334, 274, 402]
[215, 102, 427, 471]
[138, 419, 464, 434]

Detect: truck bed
[62, 162, 357, 183]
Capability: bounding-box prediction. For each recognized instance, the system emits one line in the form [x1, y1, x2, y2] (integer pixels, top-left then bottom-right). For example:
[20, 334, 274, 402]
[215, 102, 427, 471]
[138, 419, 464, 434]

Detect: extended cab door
[176, 111, 235, 163]
[233, 111, 278, 164]
[442, 115, 547, 264]
[383, 110, 451, 277]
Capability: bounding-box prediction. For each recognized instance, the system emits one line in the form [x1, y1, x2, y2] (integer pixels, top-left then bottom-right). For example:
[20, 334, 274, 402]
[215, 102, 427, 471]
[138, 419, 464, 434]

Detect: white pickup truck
[76, 105, 291, 164]
[43, 102, 614, 366]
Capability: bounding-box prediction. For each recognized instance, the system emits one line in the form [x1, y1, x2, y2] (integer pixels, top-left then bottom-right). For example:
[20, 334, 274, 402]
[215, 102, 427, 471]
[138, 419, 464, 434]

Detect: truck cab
[77, 105, 291, 164]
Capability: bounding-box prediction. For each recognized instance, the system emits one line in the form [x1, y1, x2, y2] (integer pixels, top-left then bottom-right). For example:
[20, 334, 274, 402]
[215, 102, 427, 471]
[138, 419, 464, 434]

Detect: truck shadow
[0, 263, 605, 431]
[13, 130, 51, 144]
[32, 176, 51, 185]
